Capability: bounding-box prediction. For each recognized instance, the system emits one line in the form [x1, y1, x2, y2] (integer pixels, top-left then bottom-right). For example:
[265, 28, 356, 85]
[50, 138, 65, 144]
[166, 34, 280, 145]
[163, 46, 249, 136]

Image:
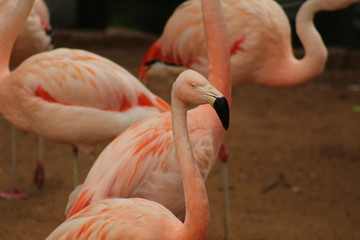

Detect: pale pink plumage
[66, 0, 231, 221]
[140, 0, 358, 87]
[3, 48, 170, 153]
[0, 0, 170, 194]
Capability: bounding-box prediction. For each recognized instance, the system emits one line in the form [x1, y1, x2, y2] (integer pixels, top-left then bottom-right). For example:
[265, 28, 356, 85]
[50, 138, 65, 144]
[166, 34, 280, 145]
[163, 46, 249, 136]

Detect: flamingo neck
[263, 0, 328, 87]
[184, 0, 228, 178]
[171, 92, 210, 240]
[0, 0, 35, 74]
[195, 0, 230, 163]
[201, 0, 232, 105]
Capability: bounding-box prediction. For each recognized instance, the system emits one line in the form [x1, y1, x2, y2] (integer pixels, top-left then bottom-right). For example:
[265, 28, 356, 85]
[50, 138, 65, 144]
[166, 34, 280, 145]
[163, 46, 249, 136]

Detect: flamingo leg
[72, 148, 79, 189]
[0, 126, 27, 199]
[34, 137, 45, 189]
[219, 144, 229, 240]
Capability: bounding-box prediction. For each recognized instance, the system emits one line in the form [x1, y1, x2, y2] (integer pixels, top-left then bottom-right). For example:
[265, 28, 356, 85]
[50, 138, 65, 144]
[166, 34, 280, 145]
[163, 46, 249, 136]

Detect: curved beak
[205, 86, 230, 130]
[213, 96, 230, 130]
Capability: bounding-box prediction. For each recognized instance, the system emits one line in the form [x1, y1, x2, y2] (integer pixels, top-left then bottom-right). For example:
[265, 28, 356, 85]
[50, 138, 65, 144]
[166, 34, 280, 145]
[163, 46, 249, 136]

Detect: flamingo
[139, 0, 358, 87]
[0, 0, 53, 199]
[66, 0, 230, 233]
[138, 0, 358, 231]
[0, 0, 170, 199]
[46, 69, 229, 240]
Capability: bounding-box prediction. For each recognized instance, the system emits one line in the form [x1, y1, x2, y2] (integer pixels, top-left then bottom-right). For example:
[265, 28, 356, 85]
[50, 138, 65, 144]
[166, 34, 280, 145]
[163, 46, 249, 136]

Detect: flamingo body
[140, 0, 359, 87]
[1, 48, 170, 154]
[140, 0, 292, 85]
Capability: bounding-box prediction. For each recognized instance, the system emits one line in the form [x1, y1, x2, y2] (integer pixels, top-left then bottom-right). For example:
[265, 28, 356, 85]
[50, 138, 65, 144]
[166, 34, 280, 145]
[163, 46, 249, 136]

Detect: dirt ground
[0, 29, 359, 240]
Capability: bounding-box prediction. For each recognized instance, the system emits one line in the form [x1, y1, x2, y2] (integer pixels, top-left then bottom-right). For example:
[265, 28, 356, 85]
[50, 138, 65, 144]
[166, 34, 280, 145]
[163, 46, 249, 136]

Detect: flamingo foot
[0, 188, 27, 199]
[219, 144, 229, 163]
[34, 160, 45, 189]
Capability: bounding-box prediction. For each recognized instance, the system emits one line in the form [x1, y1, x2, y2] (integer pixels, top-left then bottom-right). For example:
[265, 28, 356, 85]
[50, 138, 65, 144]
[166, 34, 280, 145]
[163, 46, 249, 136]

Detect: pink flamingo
[0, 0, 170, 199]
[0, 0, 53, 199]
[138, 0, 359, 231]
[66, 2, 230, 238]
[46, 69, 229, 240]
[139, 0, 358, 87]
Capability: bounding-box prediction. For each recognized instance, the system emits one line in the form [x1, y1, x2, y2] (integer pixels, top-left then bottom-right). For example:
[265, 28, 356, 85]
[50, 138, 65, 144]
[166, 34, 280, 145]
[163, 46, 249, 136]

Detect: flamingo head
[172, 70, 230, 130]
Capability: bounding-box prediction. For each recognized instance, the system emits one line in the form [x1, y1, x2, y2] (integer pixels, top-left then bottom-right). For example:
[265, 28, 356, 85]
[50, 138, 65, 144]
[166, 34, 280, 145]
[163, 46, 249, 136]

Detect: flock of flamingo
[0, 0, 358, 239]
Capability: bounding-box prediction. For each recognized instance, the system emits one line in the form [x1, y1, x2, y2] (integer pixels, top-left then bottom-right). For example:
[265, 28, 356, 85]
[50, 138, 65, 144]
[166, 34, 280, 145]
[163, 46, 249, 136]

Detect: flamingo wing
[16, 48, 169, 112]
[48, 198, 178, 240]
[66, 112, 179, 217]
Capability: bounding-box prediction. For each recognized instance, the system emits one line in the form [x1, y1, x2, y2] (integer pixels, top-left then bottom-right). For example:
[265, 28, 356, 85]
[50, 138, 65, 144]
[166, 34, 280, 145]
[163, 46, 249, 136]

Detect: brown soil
[0, 29, 359, 240]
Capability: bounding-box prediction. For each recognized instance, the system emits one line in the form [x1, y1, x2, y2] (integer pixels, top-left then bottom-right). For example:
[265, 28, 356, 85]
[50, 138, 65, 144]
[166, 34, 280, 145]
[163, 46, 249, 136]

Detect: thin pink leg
[219, 144, 229, 240]
[0, 126, 28, 199]
[34, 160, 45, 189]
[219, 143, 229, 163]
[33, 137, 45, 189]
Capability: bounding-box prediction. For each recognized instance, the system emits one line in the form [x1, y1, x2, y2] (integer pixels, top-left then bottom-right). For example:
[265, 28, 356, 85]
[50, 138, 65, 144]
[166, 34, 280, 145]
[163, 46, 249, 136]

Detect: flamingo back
[15, 48, 170, 112]
[48, 198, 181, 240]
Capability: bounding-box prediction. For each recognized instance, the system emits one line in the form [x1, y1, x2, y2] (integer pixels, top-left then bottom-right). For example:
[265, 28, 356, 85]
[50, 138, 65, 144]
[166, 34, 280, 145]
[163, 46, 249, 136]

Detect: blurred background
[45, 0, 360, 49]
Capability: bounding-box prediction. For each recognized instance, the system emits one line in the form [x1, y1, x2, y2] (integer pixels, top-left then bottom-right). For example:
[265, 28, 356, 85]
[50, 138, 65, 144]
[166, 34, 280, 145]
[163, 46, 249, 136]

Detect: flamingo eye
[191, 83, 197, 88]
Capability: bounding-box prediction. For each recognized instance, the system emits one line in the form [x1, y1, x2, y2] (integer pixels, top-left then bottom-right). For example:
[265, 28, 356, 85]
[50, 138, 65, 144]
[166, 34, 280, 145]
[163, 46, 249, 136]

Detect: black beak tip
[213, 97, 230, 130]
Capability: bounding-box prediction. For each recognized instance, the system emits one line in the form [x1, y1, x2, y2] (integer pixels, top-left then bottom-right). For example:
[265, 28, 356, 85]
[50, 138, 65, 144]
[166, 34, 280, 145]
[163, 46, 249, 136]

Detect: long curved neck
[0, 0, 34, 74]
[192, 0, 230, 148]
[201, 0, 231, 104]
[171, 92, 210, 240]
[265, 0, 328, 87]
